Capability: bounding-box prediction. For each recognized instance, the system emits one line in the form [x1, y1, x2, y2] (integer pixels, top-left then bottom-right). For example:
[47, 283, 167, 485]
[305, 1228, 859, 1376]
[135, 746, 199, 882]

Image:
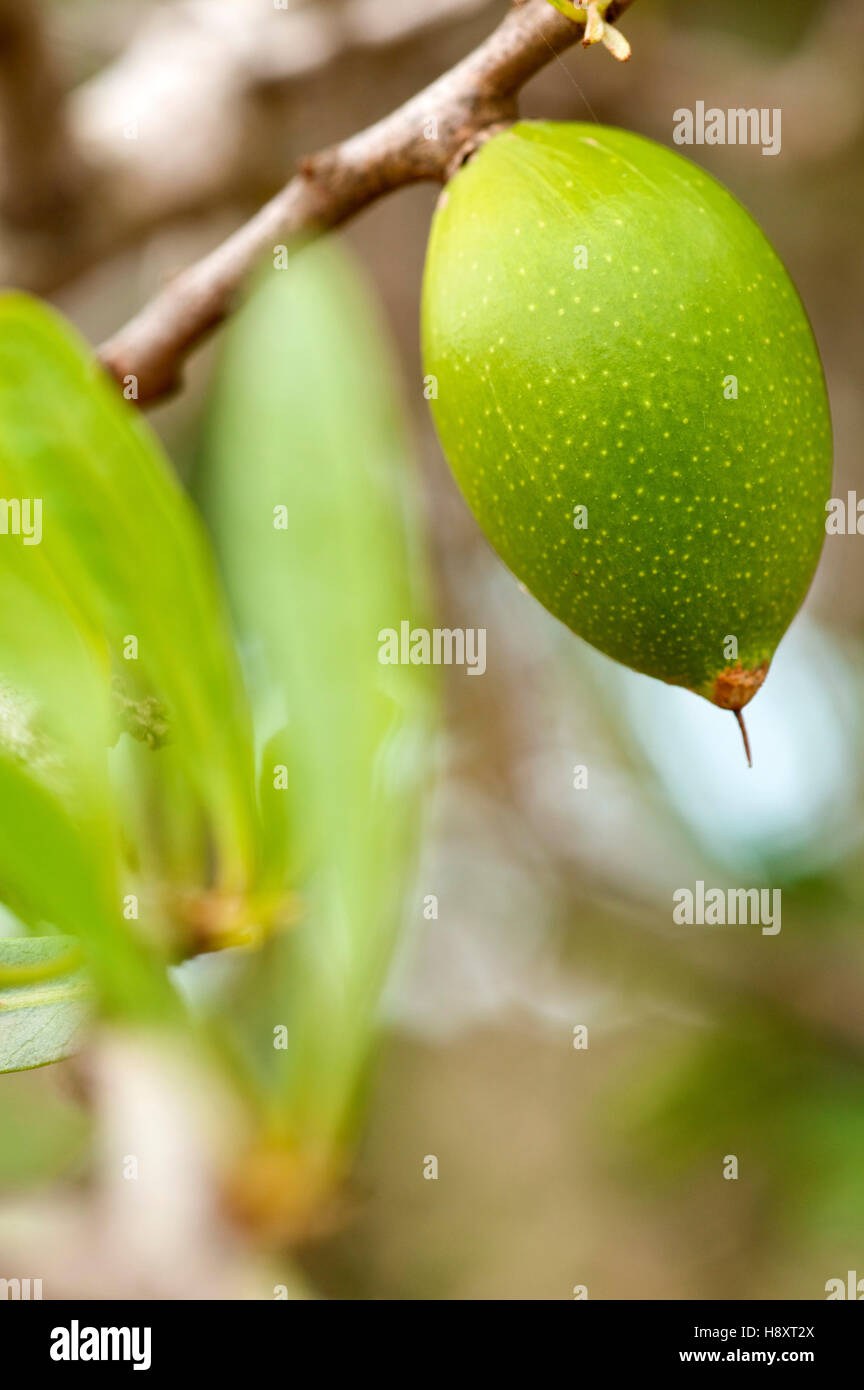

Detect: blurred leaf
[0, 936, 90, 1073]
[0, 1081, 90, 1186]
[0, 293, 259, 897]
[608, 1010, 864, 1237]
[199, 239, 436, 1186]
[0, 295, 208, 1014]
[0, 743, 174, 1020]
[0, 578, 173, 1017]
[108, 734, 212, 938]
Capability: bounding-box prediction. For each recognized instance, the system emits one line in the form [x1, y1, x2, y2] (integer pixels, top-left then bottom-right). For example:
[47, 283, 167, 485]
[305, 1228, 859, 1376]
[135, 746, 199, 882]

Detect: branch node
[443, 119, 515, 181]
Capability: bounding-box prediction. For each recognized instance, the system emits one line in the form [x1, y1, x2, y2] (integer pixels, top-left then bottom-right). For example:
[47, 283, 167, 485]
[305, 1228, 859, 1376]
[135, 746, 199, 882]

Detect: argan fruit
[421, 122, 832, 758]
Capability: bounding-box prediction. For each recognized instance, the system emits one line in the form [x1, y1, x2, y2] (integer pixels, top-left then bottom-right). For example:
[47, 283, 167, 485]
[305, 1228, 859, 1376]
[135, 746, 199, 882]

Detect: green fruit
[422, 122, 832, 725]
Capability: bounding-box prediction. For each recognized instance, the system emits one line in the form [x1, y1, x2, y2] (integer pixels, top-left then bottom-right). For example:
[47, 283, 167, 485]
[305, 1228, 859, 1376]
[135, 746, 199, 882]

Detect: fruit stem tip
[733, 708, 752, 769]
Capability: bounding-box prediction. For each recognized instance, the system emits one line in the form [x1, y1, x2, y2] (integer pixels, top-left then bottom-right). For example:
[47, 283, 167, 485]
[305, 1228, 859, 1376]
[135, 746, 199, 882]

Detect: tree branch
[0, 0, 501, 295]
[98, 0, 635, 406]
[0, 0, 82, 224]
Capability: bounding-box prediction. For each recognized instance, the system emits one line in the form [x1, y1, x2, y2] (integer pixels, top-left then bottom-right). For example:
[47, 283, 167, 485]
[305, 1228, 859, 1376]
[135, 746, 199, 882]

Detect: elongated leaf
[200, 241, 436, 1164]
[0, 293, 259, 897]
[0, 297, 199, 1013]
[0, 936, 90, 1073]
[0, 744, 175, 1021]
[0, 530, 173, 1016]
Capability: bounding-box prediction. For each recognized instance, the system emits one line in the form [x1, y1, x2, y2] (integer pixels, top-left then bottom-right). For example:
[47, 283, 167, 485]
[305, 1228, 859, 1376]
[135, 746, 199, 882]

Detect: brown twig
[0, 0, 83, 225]
[0, 0, 500, 295]
[97, 0, 635, 406]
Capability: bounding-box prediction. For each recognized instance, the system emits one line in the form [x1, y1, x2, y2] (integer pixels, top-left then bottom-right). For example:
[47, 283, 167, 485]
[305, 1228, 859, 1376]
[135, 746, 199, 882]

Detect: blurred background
[2, 0, 864, 1300]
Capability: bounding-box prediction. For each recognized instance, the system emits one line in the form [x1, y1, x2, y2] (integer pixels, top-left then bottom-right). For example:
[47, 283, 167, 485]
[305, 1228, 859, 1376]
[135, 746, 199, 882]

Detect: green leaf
[0, 936, 91, 1073]
[0, 744, 174, 1021]
[199, 239, 437, 1158]
[0, 293, 259, 899]
[0, 527, 172, 1016]
[0, 305, 192, 1015]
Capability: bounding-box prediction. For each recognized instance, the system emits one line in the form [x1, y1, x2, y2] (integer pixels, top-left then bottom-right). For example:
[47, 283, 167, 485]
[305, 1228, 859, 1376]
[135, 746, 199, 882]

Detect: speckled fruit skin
[421, 122, 833, 707]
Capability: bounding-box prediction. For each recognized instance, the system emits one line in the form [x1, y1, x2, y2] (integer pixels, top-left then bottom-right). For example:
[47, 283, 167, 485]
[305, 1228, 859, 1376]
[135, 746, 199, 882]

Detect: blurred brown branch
[96, 0, 635, 405]
[0, 0, 82, 223]
[1, 0, 858, 383]
[0, 0, 504, 293]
